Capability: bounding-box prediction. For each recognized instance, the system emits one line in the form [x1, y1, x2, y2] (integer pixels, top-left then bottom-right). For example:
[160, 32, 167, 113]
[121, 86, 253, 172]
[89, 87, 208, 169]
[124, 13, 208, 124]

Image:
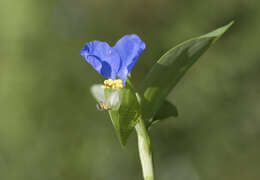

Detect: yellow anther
[102, 78, 123, 89]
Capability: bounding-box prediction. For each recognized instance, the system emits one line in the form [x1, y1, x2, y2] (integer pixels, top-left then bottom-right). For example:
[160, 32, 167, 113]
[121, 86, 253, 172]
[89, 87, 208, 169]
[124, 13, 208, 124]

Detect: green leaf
[148, 100, 178, 128]
[108, 86, 140, 146]
[140, 21, 233, 121]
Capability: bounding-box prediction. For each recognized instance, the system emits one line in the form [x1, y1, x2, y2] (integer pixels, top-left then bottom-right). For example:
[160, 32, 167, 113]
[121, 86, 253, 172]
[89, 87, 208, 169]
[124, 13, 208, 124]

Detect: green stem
[135, 118, 154, 180]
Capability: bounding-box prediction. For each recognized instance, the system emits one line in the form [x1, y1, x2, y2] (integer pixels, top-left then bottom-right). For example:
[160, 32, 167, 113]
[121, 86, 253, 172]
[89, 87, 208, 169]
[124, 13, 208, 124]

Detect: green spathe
[91, 84, 140, 146]
[107, 87, 140, 146]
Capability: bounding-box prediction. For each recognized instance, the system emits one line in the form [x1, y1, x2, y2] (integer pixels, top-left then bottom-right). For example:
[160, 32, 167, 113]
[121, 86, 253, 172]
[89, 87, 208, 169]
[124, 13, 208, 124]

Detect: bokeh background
[0, 0, 259, 179]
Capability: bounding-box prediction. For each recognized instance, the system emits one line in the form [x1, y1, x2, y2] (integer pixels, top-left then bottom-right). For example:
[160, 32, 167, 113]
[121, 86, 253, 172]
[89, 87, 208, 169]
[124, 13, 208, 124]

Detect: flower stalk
[135, 118, 154, 180]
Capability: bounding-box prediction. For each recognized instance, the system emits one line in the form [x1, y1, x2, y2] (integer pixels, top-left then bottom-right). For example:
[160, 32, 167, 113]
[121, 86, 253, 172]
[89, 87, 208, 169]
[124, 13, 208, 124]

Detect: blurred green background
[0, 0, 259, 179]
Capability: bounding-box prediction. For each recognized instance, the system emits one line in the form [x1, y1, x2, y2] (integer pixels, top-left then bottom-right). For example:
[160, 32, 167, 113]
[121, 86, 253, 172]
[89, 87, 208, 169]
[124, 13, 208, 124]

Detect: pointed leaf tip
[201, 21, 234, 44]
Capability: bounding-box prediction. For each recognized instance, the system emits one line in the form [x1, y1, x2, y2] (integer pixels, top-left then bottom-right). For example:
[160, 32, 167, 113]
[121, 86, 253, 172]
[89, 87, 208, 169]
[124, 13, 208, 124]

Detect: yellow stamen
[102, 79, 123, 89]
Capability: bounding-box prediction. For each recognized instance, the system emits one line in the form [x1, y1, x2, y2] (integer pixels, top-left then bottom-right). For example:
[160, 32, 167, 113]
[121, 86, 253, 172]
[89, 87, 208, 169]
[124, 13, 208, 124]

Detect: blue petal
[113, 34, 146, 81]
[80, 40, 121, 79]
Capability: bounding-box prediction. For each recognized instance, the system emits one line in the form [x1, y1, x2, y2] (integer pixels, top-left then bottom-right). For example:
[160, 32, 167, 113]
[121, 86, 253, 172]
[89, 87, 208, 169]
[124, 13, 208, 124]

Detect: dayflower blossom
[80, 34, 145, 87]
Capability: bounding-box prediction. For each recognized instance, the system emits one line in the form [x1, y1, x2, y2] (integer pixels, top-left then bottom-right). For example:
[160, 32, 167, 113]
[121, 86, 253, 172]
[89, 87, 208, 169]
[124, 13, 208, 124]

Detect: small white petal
[107, 90, 121, 110]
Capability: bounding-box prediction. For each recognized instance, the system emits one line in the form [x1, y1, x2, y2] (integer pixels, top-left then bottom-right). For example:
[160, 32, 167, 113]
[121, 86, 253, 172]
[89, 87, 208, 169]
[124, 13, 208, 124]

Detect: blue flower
[80, 34, 146, 82]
